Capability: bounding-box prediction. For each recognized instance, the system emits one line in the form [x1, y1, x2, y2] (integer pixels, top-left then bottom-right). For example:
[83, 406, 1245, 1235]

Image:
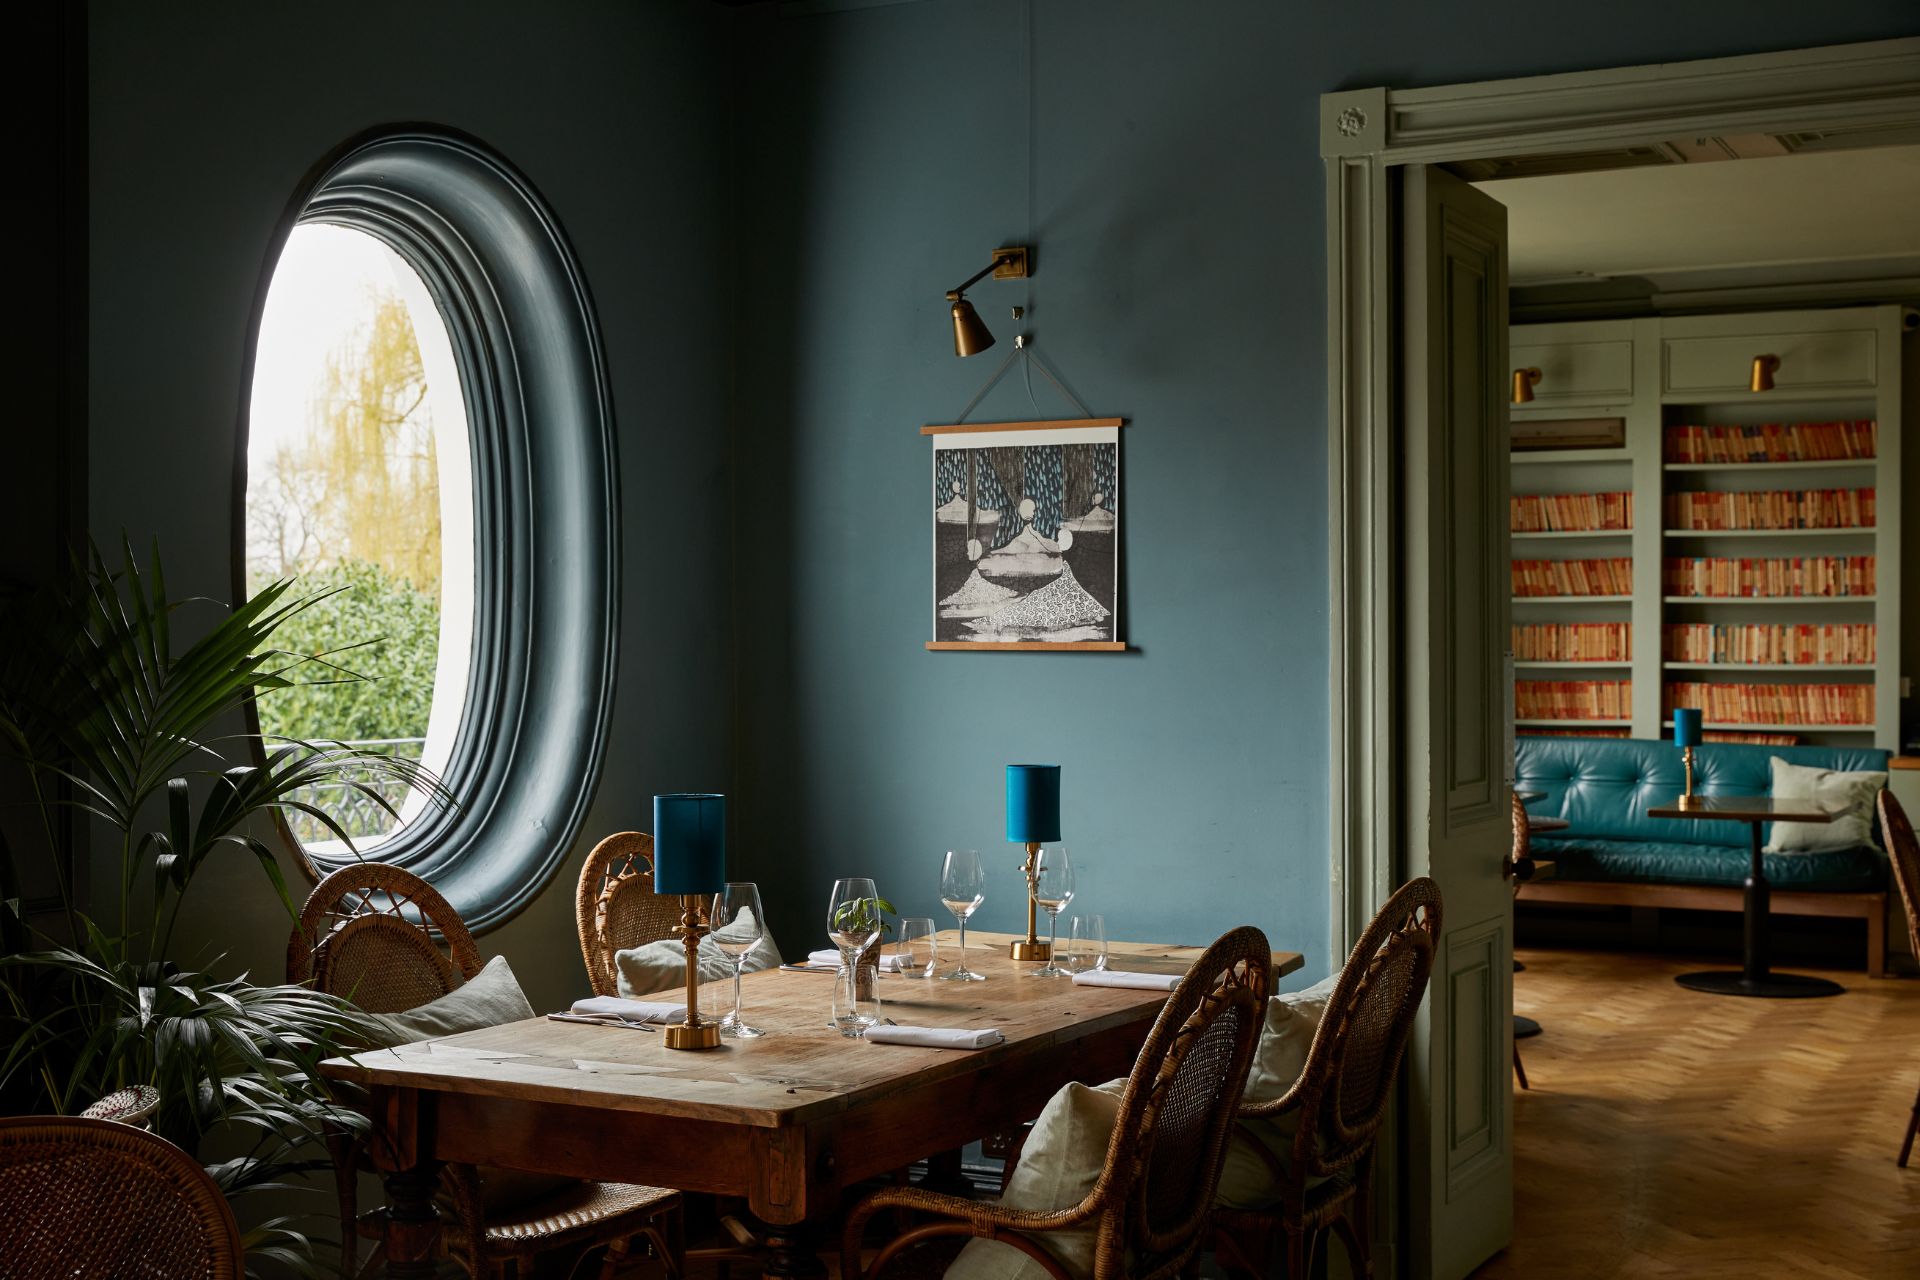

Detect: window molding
[236, 128, 620, 932]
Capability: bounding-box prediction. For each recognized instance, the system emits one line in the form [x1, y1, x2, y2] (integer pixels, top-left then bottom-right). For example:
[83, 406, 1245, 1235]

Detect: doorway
[1322, 36, 1920, 1280]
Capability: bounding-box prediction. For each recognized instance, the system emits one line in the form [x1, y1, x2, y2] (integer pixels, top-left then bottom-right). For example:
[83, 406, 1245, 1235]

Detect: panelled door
[1398, 164, 1514, 1280]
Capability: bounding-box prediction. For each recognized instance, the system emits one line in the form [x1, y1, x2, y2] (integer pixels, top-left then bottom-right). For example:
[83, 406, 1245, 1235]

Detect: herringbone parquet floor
[1473, 947, 1920, 1279]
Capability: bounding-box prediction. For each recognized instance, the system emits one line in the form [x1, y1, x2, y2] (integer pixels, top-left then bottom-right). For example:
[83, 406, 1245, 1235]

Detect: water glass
[896, 917, 938, 978]
[1065, 913, 1107, 973]
[829, 960, 882, 1035]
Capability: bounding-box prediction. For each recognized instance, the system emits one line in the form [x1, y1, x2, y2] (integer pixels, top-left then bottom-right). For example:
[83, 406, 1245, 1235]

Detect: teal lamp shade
[653, 793, 727, 894]
[1672, 708, 1703, 748]
[1005, 765, 1062, 843]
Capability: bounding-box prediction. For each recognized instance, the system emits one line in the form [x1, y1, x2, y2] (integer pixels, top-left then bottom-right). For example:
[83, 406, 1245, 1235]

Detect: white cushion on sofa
[1763, 757, 1885, 854]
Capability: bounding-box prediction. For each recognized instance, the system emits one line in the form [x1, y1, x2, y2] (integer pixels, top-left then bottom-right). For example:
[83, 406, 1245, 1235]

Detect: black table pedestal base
[1513, 1015, 1543, 1038]
[1675, 970, 1843, 999]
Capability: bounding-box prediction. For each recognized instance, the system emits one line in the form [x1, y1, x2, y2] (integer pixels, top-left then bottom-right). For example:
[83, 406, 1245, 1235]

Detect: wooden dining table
[322, 928, 1303, 1278]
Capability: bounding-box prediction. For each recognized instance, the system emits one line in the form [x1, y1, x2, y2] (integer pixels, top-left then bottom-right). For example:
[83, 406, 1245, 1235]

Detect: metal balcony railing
[281, 737, 427, 847]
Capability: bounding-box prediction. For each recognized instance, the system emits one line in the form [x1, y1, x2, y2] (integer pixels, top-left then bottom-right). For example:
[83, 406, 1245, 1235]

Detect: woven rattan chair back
[578, 831, 684, 997]
[287, 863, 482, 1012]
[0, 1116, 244, 1278]
[1509, 791, 1533, 874]
[1104, 926, 1273, 1276]
[1879, 789, 1920, 959]
[1290, 877, 1441, 1182]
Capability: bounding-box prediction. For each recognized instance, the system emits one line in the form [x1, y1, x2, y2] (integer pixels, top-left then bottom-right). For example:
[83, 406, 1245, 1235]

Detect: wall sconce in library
[1512, 367, 1542, 404]
[1750, 354, 1780, 392]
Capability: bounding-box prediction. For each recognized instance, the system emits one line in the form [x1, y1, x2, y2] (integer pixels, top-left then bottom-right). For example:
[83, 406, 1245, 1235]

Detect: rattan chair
[1508, 792, 1535, 1090]
[290, 862, 684, 1280]
[1879, 789, 1920, 1167]
[0, 1115, 245, 1277]
[1210, 877, 1442, 1280]
[577, 831, 685, 997]
[841, 925, 1273, 1280]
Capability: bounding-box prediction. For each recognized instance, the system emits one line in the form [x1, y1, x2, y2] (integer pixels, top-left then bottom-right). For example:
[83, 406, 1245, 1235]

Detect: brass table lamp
[654, 792, 727, 1050]
[1005, 764, 1062, 961]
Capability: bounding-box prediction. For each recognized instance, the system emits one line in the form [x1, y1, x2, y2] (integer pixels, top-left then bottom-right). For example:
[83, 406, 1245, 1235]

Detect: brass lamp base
[663, 892, 723, 1052]
[664, 1021, 722, 1051]
[1009, 939, 1052, 962]
[1676, 792, 1705, 810]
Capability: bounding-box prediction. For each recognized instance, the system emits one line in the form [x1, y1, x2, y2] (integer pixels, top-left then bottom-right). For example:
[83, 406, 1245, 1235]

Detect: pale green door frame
[1321, 36, 1920, 1280]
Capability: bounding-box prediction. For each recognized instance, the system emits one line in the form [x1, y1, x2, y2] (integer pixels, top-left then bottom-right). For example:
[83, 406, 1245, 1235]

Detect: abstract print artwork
[927, 420, 1121, 647]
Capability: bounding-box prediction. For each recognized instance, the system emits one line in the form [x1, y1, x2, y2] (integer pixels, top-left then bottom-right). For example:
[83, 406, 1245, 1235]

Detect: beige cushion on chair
[946, 1078, 1128, 1280]
[614, 907, 783, 997]
[1215, 975, 1337, 1211]
[361, 954, 536, 1047]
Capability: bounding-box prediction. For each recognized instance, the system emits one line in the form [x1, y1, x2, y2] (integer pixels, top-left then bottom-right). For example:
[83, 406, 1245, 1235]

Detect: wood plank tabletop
[1644, 795, 1836, 822]
[322, 932, 1303, 1130]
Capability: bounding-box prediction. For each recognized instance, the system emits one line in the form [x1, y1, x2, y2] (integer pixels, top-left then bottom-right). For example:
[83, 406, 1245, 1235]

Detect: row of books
[1662, 420, 1877, 464]
[1512, 623, 1632, 662]
[1514, 680, 1631, 721]
[1511, 491, 1633, 533]
[1663, 487, 1874, 531]
[1663, 623, 1876, 666]
[1662, 556, 1875, 598]
[1513, 559, 1631, 597]
[1665, 682, 1874, 726]
[1513, 726, 1803, 745]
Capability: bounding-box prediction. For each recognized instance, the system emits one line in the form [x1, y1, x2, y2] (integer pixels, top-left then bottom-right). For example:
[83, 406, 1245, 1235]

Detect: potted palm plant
[0, 540, 447, 1272]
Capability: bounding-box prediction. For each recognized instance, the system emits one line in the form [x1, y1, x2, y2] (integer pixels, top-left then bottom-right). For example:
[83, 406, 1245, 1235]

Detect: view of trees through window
[247, 224, 470, 848]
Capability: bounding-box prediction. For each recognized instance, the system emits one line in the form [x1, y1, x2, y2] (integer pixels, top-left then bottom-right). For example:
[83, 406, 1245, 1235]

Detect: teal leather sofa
[1514, 736, 1890, 974]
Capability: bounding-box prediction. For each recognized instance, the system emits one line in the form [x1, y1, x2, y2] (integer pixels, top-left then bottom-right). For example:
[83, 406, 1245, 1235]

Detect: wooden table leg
[916, 1148, 975, 1197]
[761, 1224, 826, 1280]
[383, 1159, 445, 1279]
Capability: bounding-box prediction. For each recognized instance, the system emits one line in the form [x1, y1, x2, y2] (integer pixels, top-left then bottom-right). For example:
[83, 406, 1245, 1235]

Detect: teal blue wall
[726, 0, 1920, 987]
[72, 0, 1920, 1006]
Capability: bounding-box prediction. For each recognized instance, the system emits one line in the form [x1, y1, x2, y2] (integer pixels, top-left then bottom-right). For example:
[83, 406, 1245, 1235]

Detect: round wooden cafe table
[1645, 794, 1843, 998]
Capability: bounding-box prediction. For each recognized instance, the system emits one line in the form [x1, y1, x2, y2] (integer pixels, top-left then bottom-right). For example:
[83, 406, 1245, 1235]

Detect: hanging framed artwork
[922, 418, 1125, 651]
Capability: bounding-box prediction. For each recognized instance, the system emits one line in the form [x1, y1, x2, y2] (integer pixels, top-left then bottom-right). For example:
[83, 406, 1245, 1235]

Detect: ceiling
[1477, 144, 1920, 290]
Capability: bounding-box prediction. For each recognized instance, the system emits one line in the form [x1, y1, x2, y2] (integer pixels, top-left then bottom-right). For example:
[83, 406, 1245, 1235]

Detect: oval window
[239, 131, 619, 931]
[245, 224, 474, 854]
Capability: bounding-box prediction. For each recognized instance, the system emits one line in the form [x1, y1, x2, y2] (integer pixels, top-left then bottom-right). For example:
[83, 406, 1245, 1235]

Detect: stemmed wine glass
[711, 882, 768, 1038]
[827, 877, 886, 1035]
[940, 849, 987, 981]
[1027, 846, 1074, 977]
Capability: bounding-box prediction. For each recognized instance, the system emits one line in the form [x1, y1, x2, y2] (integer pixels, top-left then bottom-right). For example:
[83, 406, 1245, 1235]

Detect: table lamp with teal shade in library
[654, 793, 727, 1049]
[1673, 709, 1704, 810]
[1006, 765, 1062, 961]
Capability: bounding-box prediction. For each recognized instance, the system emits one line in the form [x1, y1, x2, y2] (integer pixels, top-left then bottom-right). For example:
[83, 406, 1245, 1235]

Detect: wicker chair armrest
[1236, 1085, 1305, 1122]
[842, 1184, 1099, 1280]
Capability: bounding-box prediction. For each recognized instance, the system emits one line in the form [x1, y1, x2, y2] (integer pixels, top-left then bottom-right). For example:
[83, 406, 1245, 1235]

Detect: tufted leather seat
[1516, 737, 1890, 892]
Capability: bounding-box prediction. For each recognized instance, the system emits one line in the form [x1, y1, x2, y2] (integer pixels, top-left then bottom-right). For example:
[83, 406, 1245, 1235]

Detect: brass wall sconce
[946, 246, 1032, 357]
[1750, 354, 1780, 392]
[1511, 367, 1542, 404]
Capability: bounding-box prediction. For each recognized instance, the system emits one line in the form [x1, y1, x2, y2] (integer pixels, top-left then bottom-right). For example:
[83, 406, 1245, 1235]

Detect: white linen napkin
[806, 949, 912, 973]
[568, 996, 686, 1023]
[1071, 969, 1182, 992]
[863, 1025, 1005, 1050]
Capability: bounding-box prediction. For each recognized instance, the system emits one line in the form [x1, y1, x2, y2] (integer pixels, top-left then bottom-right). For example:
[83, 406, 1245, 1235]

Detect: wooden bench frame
[1520, 881, 1887, 979]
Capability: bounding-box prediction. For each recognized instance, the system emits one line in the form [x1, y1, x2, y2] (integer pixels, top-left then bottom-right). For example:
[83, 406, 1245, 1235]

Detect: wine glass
[711, 882, 768, 1038]
[1027, 846, 1075, 978]
[827, 877, 885, 1035]
[940, 849, 987, 981]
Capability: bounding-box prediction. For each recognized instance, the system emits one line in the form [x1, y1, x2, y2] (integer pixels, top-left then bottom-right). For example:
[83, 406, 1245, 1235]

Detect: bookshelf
[1510, 306, 1905, 750]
